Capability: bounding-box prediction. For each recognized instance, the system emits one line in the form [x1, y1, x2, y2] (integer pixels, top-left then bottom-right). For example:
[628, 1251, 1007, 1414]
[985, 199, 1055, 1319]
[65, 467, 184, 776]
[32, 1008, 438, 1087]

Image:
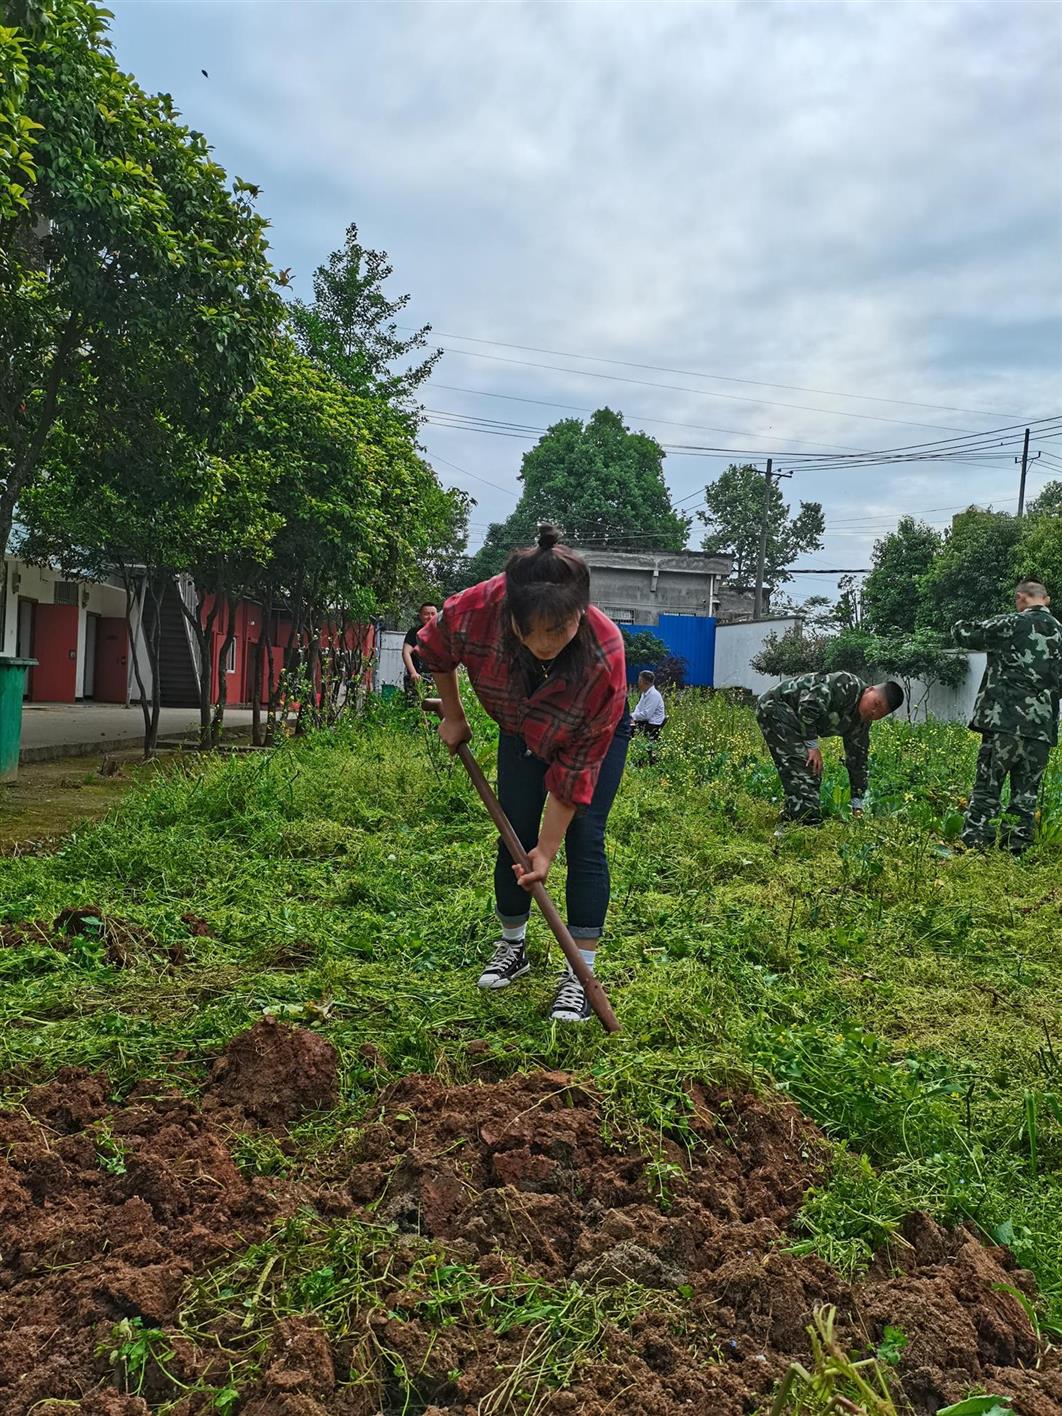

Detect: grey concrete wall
[581, 553, 731, 625]
[903, 654, 985, 725]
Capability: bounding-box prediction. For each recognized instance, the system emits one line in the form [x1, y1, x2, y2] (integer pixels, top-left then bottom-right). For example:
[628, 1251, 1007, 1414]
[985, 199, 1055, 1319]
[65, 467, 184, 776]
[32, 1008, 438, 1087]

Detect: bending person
[417, 524, 630, 1023]
[953, 579, 1061, 854]
[756, 671, 904, 826]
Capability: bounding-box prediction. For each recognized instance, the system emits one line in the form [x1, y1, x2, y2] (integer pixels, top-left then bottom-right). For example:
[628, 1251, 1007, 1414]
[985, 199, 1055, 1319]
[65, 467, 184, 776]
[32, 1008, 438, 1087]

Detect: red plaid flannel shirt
[417, 575, 628, 807]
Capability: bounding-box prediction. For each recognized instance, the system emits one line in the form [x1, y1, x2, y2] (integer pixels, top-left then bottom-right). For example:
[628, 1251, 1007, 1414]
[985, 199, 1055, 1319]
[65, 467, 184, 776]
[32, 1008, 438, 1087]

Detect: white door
[83, 614, 98, 698]
[16, 599, 33, 697]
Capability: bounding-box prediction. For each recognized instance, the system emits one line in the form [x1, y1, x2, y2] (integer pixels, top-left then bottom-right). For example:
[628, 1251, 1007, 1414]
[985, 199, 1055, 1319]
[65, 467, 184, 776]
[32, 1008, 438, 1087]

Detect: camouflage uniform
[756, 672, 869, 824]
[953, 606, 1062, 851]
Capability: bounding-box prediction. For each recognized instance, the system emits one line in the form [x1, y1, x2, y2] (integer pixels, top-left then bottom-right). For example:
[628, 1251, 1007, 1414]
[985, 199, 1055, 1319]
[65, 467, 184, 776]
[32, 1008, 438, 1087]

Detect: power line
[409, 326, 1024, 419]
[427, 388, 871, 453]
[426, 399, 1062, 475]
[436, 346, 987, 434]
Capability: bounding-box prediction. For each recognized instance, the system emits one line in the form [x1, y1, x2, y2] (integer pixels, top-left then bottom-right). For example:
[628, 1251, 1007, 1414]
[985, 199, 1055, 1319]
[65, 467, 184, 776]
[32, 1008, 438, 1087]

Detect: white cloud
[110, 0, 1062, 588]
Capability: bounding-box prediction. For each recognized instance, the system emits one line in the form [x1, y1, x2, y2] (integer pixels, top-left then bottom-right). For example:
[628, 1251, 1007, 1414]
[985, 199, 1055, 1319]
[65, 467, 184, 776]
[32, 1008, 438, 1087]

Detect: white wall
[713, 617, 803, 696]
[3, 558, 125, 680]
[903, 654, 985, 725]
[712, 613, 986, 725]
[375, 629, 407, 691]
[3, 560, 56, 656]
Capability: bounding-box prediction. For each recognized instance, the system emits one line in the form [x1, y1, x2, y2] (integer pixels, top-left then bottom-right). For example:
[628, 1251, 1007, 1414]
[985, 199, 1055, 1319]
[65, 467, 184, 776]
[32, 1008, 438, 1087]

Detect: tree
[1026, 481, 1062, 520]
[19, 409, 235, 756]
[224, 346, 464, 741]
[698, 464, 824, 604]
[861, 517, 943, 635]
[466, 408, 690, 582]
[1, 0, 280, 560]
[867, 631, 968, 720]
[289, 223, 440, 421]
[917, 508, 1021, 632]
[751, 625, 829, 677]
[1015, 498, 1062, 601]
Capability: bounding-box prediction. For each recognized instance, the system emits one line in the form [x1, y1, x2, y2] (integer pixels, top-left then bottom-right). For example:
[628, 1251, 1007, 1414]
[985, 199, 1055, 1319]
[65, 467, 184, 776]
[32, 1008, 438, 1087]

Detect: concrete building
[574, 547, 752, 625]
[1, 555, 130, 703]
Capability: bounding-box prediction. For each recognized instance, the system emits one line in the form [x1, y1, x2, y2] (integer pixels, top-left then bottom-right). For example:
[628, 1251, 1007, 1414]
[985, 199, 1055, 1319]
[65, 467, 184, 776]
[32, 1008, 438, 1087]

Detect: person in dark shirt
[402, 602, 438, 703]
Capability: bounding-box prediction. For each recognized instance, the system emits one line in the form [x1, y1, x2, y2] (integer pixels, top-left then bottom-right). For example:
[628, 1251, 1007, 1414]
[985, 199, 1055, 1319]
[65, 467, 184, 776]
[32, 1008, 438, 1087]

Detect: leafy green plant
[769, 1305, 899, 1414]
[94, 1121, 128, 1176]
[101, 1316, 176, 1395]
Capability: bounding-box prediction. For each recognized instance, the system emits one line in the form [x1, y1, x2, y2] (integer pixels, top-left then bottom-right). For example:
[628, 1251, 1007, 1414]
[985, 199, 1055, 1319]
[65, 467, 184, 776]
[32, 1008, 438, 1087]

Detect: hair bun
[536, 523, 562, 551]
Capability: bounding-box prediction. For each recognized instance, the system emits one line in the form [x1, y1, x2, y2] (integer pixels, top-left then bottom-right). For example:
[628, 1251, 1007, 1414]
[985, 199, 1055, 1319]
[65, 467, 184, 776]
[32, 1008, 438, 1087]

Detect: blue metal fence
[618, 614, 716, 687]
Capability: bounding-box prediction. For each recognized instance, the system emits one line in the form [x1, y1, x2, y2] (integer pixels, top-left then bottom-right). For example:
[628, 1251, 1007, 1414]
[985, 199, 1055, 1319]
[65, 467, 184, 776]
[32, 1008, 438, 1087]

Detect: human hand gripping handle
[421, 698, 621, 1034]
[432, 670, 472, 752]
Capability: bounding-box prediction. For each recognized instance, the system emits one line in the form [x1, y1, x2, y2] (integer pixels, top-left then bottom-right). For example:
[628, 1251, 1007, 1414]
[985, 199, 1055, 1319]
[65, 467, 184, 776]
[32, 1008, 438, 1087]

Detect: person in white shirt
[631, 671, 666, 763]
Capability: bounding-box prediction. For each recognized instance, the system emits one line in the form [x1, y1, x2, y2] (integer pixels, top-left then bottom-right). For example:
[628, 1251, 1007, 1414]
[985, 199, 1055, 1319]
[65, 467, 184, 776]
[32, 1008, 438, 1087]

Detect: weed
[93, 1121, 128, 1176]
[100, 1316, 176, 1395]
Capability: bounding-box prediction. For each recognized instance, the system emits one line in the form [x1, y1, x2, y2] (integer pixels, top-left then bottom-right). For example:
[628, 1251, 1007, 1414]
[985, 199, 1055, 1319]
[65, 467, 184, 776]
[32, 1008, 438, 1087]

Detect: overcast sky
[110, 0, 1062, 598]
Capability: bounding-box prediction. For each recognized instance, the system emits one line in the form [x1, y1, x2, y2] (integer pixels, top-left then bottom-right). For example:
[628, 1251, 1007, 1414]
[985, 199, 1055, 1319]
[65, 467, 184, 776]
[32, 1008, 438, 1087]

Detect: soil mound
[335, 1072, 1060, 1416]
[204, 1020, 340, 1127]
[0, 1073, 299, 1415]
[0, 1068, 1057, 1416]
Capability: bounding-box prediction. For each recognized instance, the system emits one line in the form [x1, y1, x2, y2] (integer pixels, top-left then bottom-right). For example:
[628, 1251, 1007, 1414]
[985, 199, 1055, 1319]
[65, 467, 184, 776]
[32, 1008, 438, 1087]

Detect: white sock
[501, 923, 527, 943]
[578, 947, 597, 971]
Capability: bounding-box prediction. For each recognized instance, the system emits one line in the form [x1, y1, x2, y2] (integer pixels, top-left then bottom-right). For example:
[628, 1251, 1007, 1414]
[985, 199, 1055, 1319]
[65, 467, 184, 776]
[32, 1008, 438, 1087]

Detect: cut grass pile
[0, 691, 1059, 1412]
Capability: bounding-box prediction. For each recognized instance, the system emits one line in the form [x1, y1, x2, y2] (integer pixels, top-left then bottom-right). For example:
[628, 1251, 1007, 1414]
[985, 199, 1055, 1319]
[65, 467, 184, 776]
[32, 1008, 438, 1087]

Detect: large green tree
[917, 508, 1022, 632]
[223, 346, 464, 739]
[1, 0, 279, 559]
[290, 223, 440, 421]
[1015, 485, 1062, 600]
[861, 516, 943, 635]
[698, 463, 824, 602]
[466, 408, 690, 582]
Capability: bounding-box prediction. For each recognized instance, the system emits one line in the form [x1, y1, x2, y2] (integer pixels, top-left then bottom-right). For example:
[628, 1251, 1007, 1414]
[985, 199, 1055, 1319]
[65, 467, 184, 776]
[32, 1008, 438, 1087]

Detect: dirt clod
[205, 1020, 340, 1127]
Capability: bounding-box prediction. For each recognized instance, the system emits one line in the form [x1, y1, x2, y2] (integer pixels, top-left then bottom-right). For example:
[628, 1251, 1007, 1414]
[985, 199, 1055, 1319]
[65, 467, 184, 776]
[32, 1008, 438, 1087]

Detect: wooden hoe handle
[422, 699, 621, 1034]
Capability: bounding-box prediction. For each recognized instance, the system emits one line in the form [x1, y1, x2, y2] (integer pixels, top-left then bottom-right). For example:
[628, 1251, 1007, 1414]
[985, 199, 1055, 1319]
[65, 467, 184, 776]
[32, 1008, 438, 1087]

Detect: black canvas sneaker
[548, 967, 593, 1024]
[477, 939, 530, 990]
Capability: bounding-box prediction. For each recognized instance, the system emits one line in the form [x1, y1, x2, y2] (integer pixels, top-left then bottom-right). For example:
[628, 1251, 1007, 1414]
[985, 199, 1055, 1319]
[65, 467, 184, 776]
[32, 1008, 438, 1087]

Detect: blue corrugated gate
[619, 615, 716, 687]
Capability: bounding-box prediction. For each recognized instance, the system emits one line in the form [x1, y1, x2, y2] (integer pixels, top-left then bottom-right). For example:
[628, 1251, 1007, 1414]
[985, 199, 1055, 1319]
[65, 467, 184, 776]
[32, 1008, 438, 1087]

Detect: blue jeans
[493, 713, 630, 939]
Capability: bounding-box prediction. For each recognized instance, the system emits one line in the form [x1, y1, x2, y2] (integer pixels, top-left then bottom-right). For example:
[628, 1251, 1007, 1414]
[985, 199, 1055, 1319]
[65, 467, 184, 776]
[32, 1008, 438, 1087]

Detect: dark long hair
[503, 524, 594, 686]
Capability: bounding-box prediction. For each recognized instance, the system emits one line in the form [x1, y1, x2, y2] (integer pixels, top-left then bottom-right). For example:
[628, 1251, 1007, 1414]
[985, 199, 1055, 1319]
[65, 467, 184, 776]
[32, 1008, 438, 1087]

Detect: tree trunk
[250, 634, 263, 747]
[141, 573, 166, 758]
[181, 585, 223, 747]
[210, 594, 238, 746]
[122, 570, 154, 749]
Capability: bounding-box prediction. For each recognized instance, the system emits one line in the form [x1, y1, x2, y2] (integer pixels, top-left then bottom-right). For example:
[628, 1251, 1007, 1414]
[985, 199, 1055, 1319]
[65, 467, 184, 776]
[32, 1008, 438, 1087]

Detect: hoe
[423, 698, 620, 1034]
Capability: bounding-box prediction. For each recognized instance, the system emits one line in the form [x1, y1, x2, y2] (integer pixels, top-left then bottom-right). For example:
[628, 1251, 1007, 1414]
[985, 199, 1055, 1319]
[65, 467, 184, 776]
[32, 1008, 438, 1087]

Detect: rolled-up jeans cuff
[568, 925, 603, 940]
[496, 910, 531, 929]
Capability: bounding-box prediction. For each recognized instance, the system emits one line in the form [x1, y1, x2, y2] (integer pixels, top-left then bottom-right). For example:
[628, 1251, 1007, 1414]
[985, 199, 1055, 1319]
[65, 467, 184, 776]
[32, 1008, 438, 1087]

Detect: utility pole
[1015, 427, 1040, 517]
[752, 460, 793, 619]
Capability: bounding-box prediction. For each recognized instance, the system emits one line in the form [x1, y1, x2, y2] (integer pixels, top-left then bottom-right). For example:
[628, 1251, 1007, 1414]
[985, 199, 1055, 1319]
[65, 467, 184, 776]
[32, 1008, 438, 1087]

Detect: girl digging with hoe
[417, 525, 631, 1023]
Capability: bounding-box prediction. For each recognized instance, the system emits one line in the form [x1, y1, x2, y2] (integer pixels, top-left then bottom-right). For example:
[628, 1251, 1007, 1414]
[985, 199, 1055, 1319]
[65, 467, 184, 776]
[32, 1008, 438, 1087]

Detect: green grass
[0, 690, 1060, 1400]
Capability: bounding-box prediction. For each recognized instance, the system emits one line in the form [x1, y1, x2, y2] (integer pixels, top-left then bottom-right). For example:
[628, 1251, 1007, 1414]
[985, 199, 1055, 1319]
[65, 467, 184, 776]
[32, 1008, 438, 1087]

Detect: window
[55, 581, 79, 606]
[223, 638, 236, 673]
[601, 606, 635, 623]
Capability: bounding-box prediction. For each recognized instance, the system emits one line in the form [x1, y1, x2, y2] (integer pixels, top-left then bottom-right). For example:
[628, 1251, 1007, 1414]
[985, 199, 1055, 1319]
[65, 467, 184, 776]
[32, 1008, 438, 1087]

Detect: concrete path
[19, 704, 256, 761]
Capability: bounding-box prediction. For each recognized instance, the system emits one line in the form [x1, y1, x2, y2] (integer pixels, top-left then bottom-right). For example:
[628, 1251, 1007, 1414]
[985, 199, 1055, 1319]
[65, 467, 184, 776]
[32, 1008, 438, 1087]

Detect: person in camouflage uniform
[953, 580, 1062, 853]
[756, 672, 905, 824]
